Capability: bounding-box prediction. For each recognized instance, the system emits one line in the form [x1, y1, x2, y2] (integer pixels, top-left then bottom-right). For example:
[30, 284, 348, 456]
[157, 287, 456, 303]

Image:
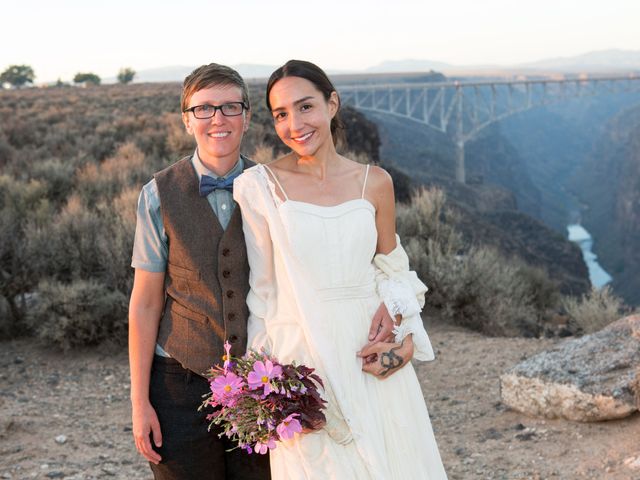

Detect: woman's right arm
[128, 182, 167, 464]
[129, 269, 165, 464]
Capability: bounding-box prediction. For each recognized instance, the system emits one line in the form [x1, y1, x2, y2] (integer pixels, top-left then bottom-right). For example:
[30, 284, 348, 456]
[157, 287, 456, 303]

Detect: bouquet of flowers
[200, 341, 327, 454]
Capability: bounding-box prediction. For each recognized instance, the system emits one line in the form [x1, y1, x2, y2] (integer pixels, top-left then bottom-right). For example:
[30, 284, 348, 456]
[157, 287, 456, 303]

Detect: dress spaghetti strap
[361, 164, 371, 199]
[263, 164, 289, 201]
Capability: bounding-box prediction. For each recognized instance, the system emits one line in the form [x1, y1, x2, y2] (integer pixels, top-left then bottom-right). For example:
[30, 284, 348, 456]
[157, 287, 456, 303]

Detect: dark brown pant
[149, 355, 271, 480]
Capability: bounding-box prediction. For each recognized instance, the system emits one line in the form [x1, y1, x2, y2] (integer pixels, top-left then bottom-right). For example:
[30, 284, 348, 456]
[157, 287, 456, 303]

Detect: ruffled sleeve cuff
[374, 234, 435, 361]
[376, 277, 423, 319]
[373, 235, 428, 313]
[392, 313, 435, 361]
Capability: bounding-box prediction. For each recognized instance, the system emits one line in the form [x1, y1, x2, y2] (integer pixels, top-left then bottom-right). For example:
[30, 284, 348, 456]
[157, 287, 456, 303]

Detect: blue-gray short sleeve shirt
[131, 150, 244, 272]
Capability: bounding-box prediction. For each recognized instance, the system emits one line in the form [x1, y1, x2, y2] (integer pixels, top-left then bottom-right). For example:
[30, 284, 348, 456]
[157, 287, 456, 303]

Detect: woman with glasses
[129, 63, 270, 480]
[233, 60, 448, 479]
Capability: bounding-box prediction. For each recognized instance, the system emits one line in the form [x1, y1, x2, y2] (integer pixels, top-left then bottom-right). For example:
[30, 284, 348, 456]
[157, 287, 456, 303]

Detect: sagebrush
[562, 286, 629, 334]
[399, 188, 560, 336]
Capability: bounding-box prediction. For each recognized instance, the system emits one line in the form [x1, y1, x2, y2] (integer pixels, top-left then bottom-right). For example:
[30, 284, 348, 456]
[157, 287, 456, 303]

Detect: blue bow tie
[199, 173, 238, 197]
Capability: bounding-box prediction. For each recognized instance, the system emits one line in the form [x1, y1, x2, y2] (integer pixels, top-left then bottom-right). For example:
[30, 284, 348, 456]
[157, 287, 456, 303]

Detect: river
[567, 224, 612, 288]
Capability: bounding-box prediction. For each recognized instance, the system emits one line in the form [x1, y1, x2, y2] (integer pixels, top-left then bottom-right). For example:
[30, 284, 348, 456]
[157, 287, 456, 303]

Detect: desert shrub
[129, 116, 172, 159]
[516, 264, 560, 313]
[41, 127, 77, 158]
[94, 187, 138, 292]
[398, 187, 558, 336]
[3, 118, 37, 149]
[242, 120, 274, 158]
[0, 175, 51, 330]
[397, 187, 461, 251]
[407, 239, 541, 336]
[30, 158, 75, 205]
[0, 294, 14, 339]
[450, 247, 544, 336]
[75, 142, 150, 204]
[250, 143, 276, 164]
[26, 278, 128, 350]
[24, 195, 103, 281]
[84, 114, 133, 161]
[0, 132, 15, 167]
[24, 189, 137, 295]
[0, 84, 190, 342]
[165, 113, 194, 159]
[561, 286, 629, 333]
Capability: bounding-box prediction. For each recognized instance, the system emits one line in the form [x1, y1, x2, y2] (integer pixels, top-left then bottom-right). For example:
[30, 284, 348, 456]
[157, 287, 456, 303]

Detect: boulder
[500, 314, 640, 421]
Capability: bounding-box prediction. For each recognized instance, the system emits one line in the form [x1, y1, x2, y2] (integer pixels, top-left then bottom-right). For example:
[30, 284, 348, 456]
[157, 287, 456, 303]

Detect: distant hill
[230, 63, 280, 80]
[518, 49, 640, 73]
[366, 59, 454, 73]
[129, 64, 280, 83]
[116, 49, 640, 84]
[133, 65, 195, 83]
[365, 50, 640, 76]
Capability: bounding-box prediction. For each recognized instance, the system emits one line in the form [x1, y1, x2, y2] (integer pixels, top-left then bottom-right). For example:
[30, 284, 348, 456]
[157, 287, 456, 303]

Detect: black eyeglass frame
[183, 102, 249, 119]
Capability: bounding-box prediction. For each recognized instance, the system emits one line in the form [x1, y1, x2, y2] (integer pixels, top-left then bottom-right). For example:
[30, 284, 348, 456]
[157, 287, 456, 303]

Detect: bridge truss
[339, 75, 640, 182]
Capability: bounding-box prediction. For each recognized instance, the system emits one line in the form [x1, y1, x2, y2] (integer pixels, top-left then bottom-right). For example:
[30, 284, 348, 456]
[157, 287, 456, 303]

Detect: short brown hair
[181, 63, 250, 113]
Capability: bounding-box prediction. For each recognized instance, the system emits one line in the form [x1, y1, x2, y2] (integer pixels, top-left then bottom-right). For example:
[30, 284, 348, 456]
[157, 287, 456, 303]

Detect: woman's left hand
[357, 335, 414, 378]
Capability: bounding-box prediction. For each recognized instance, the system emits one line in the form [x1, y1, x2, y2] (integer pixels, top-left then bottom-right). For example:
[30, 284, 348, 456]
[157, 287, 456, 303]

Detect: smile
[292, 132, 314, 143]
[208, 132, 231, 138]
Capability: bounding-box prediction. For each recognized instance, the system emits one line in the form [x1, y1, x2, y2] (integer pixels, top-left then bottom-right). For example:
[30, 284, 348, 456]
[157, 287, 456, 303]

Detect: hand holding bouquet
[200, 342, 326, 454]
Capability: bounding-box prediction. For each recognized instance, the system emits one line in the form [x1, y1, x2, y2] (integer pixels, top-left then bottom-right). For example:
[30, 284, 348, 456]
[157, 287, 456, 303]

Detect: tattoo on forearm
[379, 340, 404, 376]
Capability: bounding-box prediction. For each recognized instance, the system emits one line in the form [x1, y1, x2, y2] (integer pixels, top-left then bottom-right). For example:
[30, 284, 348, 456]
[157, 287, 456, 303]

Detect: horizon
[2, 0, 640, 83]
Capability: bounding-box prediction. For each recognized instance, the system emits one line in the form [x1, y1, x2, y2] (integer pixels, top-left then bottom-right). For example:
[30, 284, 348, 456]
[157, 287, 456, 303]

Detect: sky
[2, 0, 640, 83]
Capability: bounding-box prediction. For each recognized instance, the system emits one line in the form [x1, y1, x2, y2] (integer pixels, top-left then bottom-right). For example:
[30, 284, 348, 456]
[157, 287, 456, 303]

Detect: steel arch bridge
[338, 75, 640, 183]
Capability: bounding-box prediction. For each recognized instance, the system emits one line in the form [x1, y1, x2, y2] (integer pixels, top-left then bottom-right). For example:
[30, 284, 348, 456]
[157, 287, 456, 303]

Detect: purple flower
[210, 372, 244, 401]
[276, 413, 302, 440]
[247, 360, 282, 395]
[254, 437, 277, 454]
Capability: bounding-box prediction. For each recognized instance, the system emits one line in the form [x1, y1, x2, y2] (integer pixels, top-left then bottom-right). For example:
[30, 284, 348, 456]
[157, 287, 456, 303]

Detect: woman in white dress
[233, 60, 447, 479]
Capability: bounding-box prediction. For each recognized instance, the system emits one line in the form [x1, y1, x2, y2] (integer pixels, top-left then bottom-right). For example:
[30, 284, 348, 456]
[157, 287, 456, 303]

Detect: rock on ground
[501, 314, 640, 421]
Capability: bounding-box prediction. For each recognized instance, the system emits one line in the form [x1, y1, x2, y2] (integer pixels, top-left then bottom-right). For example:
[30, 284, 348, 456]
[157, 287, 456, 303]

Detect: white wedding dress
[234, 164, 447, 480]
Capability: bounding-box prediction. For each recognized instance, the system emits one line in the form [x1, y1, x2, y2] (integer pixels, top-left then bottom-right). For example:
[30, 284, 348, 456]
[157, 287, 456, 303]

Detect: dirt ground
[1, 321, 639, 480]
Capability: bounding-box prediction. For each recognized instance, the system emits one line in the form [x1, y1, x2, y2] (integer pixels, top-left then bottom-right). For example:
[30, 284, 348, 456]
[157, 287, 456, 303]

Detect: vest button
[222, 248, 230, 256]
[228, 313, 236, 321]
[222, 270, 231, 278]
[226, 290, 234, 299]
[229, 334, 238, 343]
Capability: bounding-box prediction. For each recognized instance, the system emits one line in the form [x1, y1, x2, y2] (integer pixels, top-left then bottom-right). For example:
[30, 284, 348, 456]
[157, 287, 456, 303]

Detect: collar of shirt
[191, 148, 244, 182]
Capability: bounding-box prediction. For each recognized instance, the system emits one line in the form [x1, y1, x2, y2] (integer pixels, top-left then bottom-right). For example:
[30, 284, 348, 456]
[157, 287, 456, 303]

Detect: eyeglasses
[184, 102, 248, 119]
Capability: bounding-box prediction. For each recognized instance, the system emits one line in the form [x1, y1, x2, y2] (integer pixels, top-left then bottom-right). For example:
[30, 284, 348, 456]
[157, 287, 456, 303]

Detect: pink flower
[254, 437, 277, 454]
[222, 341, 232, 374]
[247, 360, 282, 395]
[276, 413, 302, 440]
[210, 372, 244, 401]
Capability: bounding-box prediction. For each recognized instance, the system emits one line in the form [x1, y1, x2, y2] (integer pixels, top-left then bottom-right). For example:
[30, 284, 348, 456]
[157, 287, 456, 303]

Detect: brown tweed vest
[154, 156, 252, 376]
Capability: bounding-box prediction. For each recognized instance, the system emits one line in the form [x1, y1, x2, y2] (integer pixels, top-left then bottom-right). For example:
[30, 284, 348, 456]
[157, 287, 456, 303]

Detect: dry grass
[562, 286, 629, 333]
